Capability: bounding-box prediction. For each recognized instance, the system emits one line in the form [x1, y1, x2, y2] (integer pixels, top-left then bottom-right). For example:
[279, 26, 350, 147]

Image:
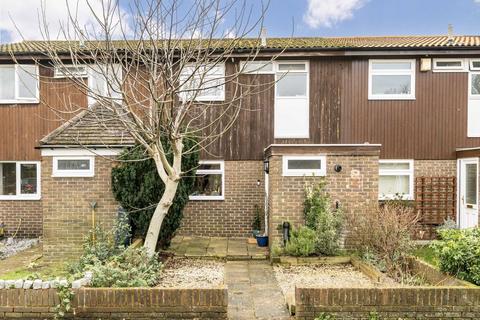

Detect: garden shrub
[69, 222, 162, 287]
[304, 182, 344, 256]
[112, 139, 199, 248]
[284, 227, 317, 257]
[352, 202, 419, 280]
[431, 228, 480, 285]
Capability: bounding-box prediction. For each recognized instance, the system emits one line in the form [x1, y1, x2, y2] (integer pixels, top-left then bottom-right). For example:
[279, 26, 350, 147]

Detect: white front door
[459, 158, 479, 229]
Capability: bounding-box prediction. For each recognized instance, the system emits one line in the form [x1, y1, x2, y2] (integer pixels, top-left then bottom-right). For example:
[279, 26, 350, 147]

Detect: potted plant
[252, 205, 262, 238]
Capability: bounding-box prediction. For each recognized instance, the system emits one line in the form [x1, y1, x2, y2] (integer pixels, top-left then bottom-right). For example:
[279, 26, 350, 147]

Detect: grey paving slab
[167, 236, 268, 260]
[225, 261, 291, 320]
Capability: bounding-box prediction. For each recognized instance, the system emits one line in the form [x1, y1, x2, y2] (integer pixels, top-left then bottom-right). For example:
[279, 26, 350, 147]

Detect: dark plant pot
[256, 235, 268, 247]
[252, 230, 261, 238]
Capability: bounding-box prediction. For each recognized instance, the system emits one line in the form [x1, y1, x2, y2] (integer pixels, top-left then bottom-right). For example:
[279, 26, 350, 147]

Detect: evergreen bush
[111, 140, 199, 248]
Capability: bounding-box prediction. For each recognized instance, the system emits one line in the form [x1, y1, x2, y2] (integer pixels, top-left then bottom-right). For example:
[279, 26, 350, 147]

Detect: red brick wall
[0, 200, 42, 237]
[0, 287, 227, 319]
[415, 159, 456, 178]
[296, 287, 480, 319]
[179, 161, 265, 237]
[42, 156, 118, 262]
[267, 151, 379, 248]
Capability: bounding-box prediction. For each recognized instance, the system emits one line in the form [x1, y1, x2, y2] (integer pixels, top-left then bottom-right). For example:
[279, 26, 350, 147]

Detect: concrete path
[225, 261, 291, 320]
[167, 236, 268, 260]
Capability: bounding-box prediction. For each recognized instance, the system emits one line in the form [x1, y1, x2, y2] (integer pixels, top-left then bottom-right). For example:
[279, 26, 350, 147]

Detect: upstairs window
[180, 63, 225, 101]
[368, 60, 416, 100]
[274, 61, 309, 138]
[0, 162, 40, 200]
[189, 161, 224, 200]
[433, 58, 466, 71]
[379, 160, 414, 200]
[0, 65, 39, 103]
[54, 65, 88, 78]
[87, 64, 122, 105]
[240, 61, 274, 74]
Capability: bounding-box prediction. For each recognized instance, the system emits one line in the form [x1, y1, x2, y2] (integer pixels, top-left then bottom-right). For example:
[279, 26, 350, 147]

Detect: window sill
[0, 195, 41, 201]
[378, 196, 414, 201]
[189, 196, 224, 201]
[368, 96, 416, 101]
[0, 100, 40, 105]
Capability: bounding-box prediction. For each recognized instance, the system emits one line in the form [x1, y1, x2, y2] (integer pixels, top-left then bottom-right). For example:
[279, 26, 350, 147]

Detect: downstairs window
[0, 162, 40, 200]
[189, 161, 224, 200]
[379, 160, 414, 200]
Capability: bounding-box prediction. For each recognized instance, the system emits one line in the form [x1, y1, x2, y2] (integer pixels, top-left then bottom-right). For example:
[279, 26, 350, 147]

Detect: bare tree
[30, 0, 278, 256]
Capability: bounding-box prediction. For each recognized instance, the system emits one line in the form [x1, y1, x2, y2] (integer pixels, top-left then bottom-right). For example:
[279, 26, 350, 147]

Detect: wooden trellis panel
[415, 176, 456, 226]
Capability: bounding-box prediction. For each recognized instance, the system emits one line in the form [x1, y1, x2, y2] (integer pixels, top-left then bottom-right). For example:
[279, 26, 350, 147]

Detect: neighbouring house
[0, 36, 479, 260]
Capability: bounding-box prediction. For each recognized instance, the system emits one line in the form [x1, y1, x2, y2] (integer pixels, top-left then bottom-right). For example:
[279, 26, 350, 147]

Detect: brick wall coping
[264, 144, 381, 157]
[0, 286, 227, 319]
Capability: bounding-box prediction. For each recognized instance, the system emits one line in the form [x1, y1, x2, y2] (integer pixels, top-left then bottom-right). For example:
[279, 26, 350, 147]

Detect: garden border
[0, 287, 227, 319]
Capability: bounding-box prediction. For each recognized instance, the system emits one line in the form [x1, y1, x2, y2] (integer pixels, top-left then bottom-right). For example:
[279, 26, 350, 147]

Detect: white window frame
[0, 65, 39, 104]
[180, 63, 226, 102]
[87, 64, 123, 106]
[274, 60, 310, 139]
[469, 59, 480, 71]
[239, 61, 274, 74]
[52, 156, 95, 177]
[54, 65, 88, 78]
[368, 59, 416, 100]
[0, 161, 41, 200]
[378, 159, 414, 200]
[189, 160, 225, 201]
[433, 58, 467, 72]
[282, 155, 326, 177]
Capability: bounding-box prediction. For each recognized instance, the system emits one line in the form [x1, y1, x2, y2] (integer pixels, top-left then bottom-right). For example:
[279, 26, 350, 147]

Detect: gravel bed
[157, 258, 224, 288]
[0, 238, 39, 260]
[274, 263, 399, 298]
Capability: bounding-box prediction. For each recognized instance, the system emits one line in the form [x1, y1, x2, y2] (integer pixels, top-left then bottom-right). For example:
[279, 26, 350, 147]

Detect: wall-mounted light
[334, 164, 342, 173]
[256, 179, 261, 187]
[263, 159, 269, 174]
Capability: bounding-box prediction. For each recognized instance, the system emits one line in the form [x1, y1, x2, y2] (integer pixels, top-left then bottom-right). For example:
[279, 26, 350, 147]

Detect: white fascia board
[41, 148, 124, 157]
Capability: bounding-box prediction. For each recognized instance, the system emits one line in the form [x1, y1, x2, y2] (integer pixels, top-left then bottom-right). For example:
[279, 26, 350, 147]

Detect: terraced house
[0, 35, 479, 258]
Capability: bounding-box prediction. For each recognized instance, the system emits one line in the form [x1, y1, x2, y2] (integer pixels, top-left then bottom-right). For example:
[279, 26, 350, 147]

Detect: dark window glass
[20, 164, 37, 194]
[191, 174, 222, 197]
[0, 163, 16, 195]
[58, 159, 90, 170]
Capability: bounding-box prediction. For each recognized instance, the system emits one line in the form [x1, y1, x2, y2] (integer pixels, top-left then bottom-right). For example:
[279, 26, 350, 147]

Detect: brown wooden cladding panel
[0, 67, 86, 161]
[201, 58, 342, 160]
[341, 58, 480, 160]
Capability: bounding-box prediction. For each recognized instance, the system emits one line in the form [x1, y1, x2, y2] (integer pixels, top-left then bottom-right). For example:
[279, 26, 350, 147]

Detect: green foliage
[54, 283, 74, 319]
[369, 311, 380, 320]
[284, 227, 317, 257]
[252, 204, 262, 231]
[304, 182, 344, 256]
[111, 140, 199, 248]
[431, 228, 480, 285]
[69, 223, 162, 287]
[87, 247, 161, 287]
[314, 313, 336, 320]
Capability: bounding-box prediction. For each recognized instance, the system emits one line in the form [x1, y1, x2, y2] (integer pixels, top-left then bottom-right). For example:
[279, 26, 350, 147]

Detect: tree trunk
[143, 178, 179, 256]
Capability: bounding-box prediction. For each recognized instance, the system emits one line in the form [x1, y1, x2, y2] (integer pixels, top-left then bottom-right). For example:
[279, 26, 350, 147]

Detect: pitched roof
[39, 104, 135, 147]
[2, 35, 480, 54]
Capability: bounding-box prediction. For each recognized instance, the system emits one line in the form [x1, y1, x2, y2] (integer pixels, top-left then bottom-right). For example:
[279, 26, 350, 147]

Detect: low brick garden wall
[0, 287, 227, 319]
[295, 287, 480, 319]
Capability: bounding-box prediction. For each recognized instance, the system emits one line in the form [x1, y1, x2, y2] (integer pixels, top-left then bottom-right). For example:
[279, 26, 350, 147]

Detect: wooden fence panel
[415, 176, 456, 239]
